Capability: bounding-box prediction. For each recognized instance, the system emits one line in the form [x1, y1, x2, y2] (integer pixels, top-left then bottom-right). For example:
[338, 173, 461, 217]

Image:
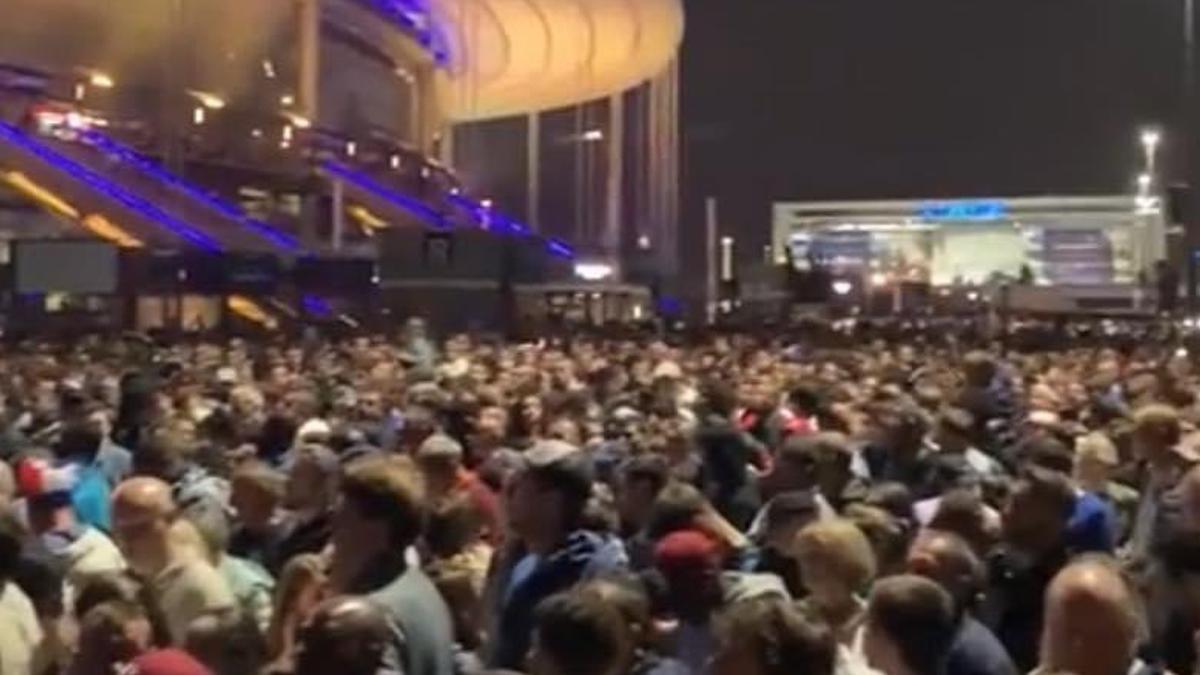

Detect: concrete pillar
[605, 93, 624, 261]
[297, 0, 321, 123]
[527, 111, 541, 231]
[332, 179, 345, 251]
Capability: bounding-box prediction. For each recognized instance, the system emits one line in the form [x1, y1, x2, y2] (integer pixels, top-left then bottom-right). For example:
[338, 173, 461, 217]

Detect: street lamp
[1141, 128, 1162, 173]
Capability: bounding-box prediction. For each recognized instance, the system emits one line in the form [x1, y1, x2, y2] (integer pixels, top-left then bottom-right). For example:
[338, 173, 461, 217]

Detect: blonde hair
[794, 519, 877, 590]
[266, 554, 327, 660]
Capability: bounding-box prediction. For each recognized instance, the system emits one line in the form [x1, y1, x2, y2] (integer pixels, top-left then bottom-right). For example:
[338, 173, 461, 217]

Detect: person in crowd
[653, 528, 787, 673]
[291, 595, 392, 675]
[15, 455, 126, 589]
[978, 466, 1076, 672]
[695, 380, 767, 531]
[906, 530, 1017, 675]
[264, 553, 327, 671]
[928, 408, 1006, 482]
[485, 439, 627, 670]
[271, 443, 338, 574]
[528, 586, 633, 675]
[416, 432, 502, 544]
[328, 454, 456, 675]
[1127, 404, 1189, 560]
[748, 490, 824, 596]
[1073, 432, 1139, 543]
[793, 518, 877, 645]
[183, 506, 275, 634]
[69, 599, 158, 675]
[862, 574, 959, 675]
[710, 595, 837, 675]
[862, 404, 936, 496]
[133, 424, 229, 527]
[110, 476, 235, 643]
[0, 512, 43, 675]
[184, 607, 268, 675]
[1035, 557, 1149, 675]
[227, 460, 285, 567]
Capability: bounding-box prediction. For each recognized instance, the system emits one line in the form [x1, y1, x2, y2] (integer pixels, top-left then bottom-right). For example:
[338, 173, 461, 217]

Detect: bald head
[111, 477, 178, 574]
[112, 477, 175, 517]
[296, 596, 390, 675]
[1040, 558, 1142, 675]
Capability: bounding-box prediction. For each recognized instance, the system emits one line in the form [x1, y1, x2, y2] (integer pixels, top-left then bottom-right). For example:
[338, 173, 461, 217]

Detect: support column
[331, 179, 345, 251]
[605, 93, 624, 262]
[297, 0, 321, 123]
[527, 111, 541, 231]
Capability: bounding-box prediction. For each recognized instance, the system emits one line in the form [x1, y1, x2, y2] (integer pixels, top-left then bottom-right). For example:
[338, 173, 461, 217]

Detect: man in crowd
[485, 440, 627, 670]
[111, 477, 234, 643]
[329, 455, 456, 675]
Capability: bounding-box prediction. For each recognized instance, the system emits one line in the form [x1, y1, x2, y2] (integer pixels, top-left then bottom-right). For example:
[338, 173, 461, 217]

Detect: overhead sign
[917, 200, 1007, 221]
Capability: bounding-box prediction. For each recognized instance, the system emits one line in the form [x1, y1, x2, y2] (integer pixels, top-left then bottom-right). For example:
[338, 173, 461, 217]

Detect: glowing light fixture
[88, 72, 114, 89]
[188, 90, 225, 110]
[831, 280, 853, 296]
[575, 262, 614, 281]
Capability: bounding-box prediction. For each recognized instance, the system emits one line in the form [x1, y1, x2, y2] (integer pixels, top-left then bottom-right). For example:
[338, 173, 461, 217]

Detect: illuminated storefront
[771, 196, 1165, 287]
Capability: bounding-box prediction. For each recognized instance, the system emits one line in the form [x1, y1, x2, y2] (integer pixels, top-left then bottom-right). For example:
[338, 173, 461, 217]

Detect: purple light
[302, 294, 332, 317]
[323, 160, 447, 228]
[546, 239, 574, 259]
[82, 131, 303, 253]
[0, 121, 222, 251]
[361, 0, 450, 65]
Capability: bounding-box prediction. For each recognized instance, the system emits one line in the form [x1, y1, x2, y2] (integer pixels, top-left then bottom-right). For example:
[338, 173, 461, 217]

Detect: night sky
[682, 0, 1186, 257]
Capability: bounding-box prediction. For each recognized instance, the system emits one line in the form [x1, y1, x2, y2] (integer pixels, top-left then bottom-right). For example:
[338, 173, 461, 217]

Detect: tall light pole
[1142, 128, 1162, 176]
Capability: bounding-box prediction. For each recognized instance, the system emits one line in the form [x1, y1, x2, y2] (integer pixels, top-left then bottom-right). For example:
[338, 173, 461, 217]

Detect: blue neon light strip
[82, 131, 303, 253]
[323, 160, 447, 228]
[917, 200, 1007, 221]
[364, 0, 450, 65]
[445, 193, 574, 259]
[0, 121, 222, 251]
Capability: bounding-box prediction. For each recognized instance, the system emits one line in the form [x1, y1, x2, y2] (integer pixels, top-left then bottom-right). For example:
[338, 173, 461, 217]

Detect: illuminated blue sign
[917, 200, 1007, 221]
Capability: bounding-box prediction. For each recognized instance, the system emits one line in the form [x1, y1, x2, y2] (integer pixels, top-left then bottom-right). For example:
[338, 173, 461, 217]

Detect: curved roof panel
[431, 0, 683, 121]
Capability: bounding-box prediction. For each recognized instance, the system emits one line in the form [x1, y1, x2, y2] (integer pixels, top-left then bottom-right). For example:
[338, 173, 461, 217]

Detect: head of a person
[1039, 558, 1146, 675]
[644, 480, 708, 540]
[701, 379, 739, 419]
[74, 571, 172, 648]
[284, 443, 340, 513]
[14, 455, 80, 534]
[616, 454, 671, 532]
[845, 503, 911, 577]
[268, 554, 328, 657]
[862, 574, 957, 675]
[229, 461, 283, 531]
[333, 455, 426, 561]
[416, 433, 465, 497]
[528, 587, 632, 675]
[1074, 432, 1120, 490]
[762, 490, 822, 553]
[1002, 466, 1076, 555]
[775, 435, 820, 490]
[295, 596, 391, 675]
[575, 577, 656, 652]
[184, 608, 267, 675]
[792, 519, 876, 612]
[905, 529, 984, 614]
[425, 492, 484, 560]
[74, 599, 157, 671]
[962, 351, 997, 388]
[932, 408, 975, 454]
[710, 596, 837, 675]
[399, 404, 440, 451]
[788, 384, 822, 418]
[111, 477, 179, 575]
[653, 529, 724, 618]
[1132, 404, 1181, 464]
[474, 404, 509, 445]
[506, 441, 593, 548]
[134, 424, 193, 481]
[56, 418, 104, 462]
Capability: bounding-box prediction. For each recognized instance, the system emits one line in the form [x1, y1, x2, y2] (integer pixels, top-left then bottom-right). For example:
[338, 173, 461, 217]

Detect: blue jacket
[486, 530, 627, 670]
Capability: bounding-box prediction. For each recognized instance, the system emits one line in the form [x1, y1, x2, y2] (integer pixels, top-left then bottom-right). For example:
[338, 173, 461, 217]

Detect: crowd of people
[0, 317, 1199, 675]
